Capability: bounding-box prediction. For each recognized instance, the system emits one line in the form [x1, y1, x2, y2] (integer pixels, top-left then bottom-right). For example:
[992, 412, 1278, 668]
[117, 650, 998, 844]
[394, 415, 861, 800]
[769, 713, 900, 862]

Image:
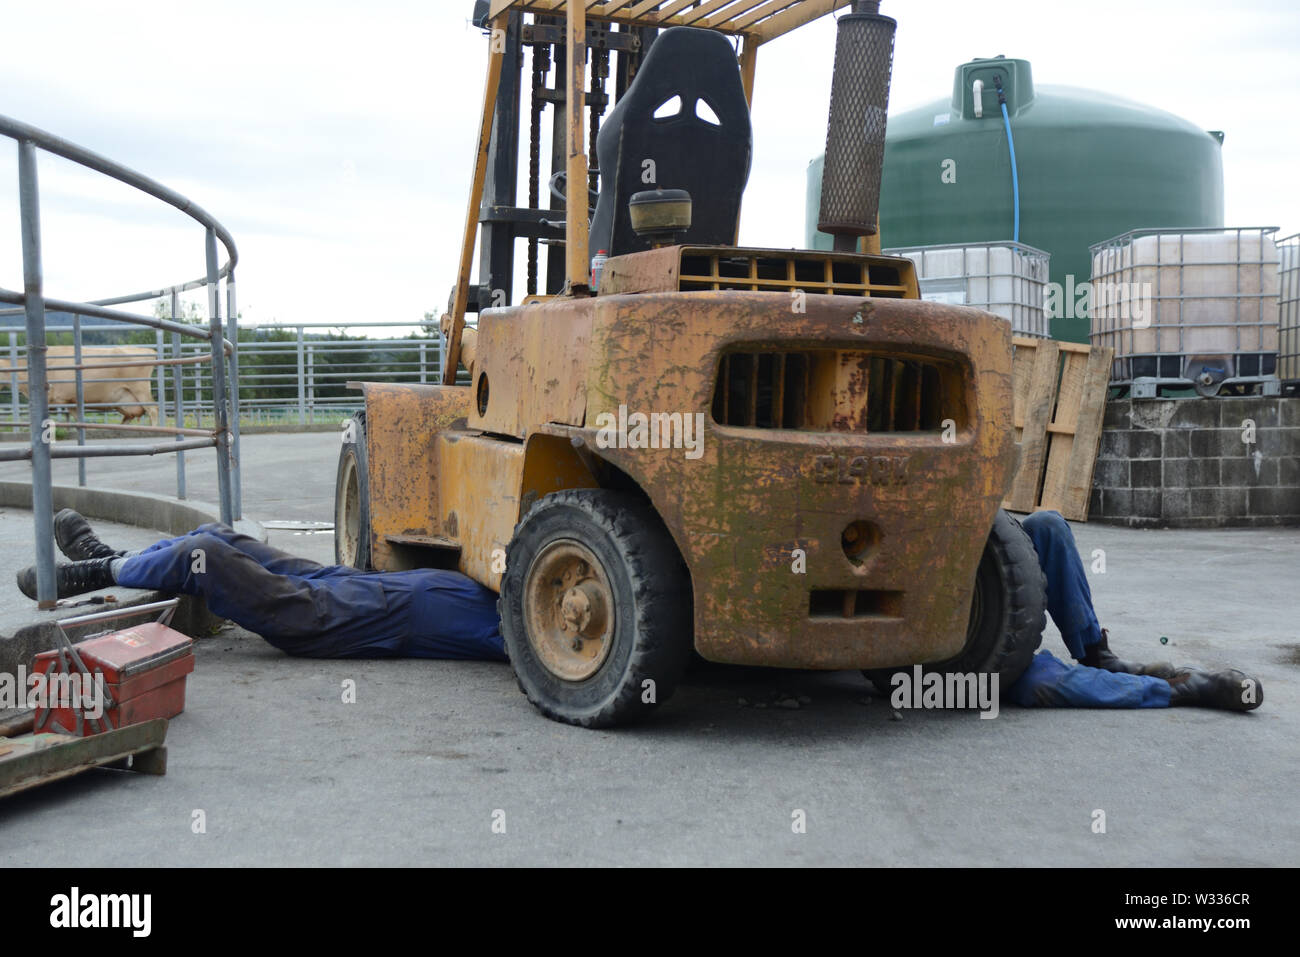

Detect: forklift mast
[467, 3, 655, 308]
[445, 0, 857, 383]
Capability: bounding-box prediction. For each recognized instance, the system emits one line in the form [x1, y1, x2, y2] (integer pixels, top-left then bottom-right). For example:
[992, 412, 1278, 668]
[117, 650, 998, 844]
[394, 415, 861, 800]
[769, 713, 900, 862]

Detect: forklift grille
[679, 251, 910, 298]
[711, 350, 961, 433]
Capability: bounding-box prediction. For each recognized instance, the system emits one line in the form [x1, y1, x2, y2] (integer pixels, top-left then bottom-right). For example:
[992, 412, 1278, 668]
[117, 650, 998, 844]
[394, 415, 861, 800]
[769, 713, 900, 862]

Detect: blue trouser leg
[1009, 651, 1171, 708]
[117, 532, 403, 657]
[135, 523, 359, 580]
[1021, 510, 1102, 660]
[190, 522, 331, 577]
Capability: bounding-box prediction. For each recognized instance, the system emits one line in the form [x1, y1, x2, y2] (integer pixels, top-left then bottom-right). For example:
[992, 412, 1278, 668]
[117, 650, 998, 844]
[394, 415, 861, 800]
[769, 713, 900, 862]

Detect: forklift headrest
[590, 27, 753, 260]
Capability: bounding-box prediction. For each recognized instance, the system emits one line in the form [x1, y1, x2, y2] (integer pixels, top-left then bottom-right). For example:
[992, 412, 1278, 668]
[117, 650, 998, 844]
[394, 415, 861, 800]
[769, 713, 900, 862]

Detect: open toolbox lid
[30, 599, 190, 737]
[36, 621, 192, 683]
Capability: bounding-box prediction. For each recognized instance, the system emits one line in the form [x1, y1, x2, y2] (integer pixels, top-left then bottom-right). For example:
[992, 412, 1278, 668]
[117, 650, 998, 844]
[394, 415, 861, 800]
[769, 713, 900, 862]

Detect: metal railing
[2, 320, 461, 431]
[201, 321, 457, 422]
[0, 113, 240, 608]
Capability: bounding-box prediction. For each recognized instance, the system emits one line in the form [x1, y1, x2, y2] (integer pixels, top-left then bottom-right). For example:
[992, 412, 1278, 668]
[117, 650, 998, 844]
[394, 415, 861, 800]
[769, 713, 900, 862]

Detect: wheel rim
[523, 539, 616, 682]
[338, 453, 361, 564]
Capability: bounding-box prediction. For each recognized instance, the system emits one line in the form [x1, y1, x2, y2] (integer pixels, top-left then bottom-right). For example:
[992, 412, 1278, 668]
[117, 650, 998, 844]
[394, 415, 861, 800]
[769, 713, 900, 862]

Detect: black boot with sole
[54, 508, 127, 561]
[16, 557, 117, 601]
[1167, 667, 1263, 711]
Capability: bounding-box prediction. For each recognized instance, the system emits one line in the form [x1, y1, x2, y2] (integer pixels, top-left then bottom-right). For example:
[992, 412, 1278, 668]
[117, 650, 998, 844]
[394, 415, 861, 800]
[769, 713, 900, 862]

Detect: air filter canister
[817, 8, 897, 241]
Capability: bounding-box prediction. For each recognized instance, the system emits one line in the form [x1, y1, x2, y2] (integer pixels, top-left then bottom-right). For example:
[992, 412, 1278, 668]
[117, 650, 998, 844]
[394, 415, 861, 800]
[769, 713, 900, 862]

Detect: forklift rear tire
[499, 489, 692, 728]
[865, 509, 1046, 698]
[334, 411, 372, 569]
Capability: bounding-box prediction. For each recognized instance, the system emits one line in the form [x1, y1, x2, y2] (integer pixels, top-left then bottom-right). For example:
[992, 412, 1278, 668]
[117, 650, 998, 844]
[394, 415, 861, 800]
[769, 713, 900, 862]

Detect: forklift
[335, 0, 1047, 726]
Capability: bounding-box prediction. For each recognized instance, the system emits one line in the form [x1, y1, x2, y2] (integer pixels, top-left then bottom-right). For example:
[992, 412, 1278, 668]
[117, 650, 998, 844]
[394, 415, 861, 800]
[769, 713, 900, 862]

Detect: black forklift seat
[589, 27, 753, 260]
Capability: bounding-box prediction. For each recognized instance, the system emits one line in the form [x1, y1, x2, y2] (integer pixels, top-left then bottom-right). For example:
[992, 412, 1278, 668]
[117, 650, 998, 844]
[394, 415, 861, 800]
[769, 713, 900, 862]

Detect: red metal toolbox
[32, 621, 194, 735]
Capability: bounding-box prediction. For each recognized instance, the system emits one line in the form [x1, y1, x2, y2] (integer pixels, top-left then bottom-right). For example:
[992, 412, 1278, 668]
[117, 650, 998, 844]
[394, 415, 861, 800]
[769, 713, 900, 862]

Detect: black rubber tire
[334, 411, 372, 569]
[865, 509, 1046, 698]
[499, 489, 693, 728]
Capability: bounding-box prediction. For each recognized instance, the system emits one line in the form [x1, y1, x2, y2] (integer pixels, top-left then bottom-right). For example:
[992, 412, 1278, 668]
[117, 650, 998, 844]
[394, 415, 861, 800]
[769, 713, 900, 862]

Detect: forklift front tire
[334, 411, 372, 569]
[499, 489, 692, 728]
[865, 508, 1046, 699]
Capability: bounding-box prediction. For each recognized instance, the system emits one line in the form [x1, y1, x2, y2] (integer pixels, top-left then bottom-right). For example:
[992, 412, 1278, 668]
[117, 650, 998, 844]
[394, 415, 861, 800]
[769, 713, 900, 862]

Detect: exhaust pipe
[817, 0, 897, 252]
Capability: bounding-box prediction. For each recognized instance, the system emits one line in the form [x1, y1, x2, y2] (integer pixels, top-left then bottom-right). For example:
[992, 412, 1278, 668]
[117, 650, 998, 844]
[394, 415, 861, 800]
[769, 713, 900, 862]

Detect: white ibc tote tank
[1089, 227, 1280, 396]
[885, 241, 1051, 339]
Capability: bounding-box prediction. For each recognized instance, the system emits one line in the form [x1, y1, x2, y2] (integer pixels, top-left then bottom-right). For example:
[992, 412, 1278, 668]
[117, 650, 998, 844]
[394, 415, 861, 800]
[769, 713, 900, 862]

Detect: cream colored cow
[7, 345, 159, 426]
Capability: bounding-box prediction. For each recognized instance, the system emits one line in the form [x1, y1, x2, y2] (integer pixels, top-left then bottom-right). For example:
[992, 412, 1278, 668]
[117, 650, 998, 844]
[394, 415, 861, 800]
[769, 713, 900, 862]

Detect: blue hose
[1001, 100, 1020, 243]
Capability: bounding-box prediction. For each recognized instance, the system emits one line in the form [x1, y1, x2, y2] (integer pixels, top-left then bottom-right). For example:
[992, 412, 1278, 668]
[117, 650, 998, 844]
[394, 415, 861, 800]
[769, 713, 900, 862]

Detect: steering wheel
[549, 171, 599, 214]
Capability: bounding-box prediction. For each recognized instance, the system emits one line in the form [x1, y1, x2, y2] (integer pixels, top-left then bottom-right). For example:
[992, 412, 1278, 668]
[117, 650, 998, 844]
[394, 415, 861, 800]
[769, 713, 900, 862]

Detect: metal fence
[2, 320, 455, 431]
[200, 321, 461, 422]
[0, 112, 239, 608]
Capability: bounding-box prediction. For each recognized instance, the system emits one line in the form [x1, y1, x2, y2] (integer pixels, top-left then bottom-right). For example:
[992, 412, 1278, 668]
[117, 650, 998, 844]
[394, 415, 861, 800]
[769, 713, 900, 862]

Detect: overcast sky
[0, 0, 1296, 330]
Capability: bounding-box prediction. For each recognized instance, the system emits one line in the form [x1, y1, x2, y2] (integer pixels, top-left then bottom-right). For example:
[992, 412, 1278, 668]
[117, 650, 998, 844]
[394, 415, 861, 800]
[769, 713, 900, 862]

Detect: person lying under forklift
[18, 509, 1261, 713]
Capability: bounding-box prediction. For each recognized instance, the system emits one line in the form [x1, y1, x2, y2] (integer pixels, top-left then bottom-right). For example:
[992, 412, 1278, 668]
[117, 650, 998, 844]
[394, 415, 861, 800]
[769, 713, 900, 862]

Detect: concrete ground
[0, 433, 1297, 866]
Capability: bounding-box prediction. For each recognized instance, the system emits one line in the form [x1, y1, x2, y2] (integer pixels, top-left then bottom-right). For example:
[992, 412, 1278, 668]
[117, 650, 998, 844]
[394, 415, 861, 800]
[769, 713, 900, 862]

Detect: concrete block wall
[1090, 397, 1300, 527]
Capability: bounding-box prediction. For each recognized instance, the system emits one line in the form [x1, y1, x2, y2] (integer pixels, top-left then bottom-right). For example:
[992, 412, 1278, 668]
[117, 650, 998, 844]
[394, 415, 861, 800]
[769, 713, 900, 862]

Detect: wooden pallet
[1004, 337, 1114, 521]
[0, 718, 168, 798]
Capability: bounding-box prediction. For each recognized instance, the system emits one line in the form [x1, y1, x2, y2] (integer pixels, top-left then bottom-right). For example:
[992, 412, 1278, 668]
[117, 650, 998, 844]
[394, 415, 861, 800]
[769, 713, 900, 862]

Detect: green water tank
[806, 57, 1225, 343]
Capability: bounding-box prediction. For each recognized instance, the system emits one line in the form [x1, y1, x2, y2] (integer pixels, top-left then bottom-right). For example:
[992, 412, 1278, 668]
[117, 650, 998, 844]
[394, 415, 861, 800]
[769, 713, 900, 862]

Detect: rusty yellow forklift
[335, 0, 1047, 726]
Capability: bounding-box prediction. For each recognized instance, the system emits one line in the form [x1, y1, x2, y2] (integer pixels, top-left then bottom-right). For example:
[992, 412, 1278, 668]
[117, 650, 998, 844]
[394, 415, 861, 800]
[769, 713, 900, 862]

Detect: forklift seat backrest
[589, 27, 753, 261]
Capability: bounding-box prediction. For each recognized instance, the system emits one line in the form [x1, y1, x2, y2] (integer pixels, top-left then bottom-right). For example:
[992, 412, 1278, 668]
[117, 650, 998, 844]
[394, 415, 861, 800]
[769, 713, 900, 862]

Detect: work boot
[16, 557, 117, 601]
[54, 508, 125, 561]
[1167, 667, 1262, 712]
[1081, 628, 1177, 678]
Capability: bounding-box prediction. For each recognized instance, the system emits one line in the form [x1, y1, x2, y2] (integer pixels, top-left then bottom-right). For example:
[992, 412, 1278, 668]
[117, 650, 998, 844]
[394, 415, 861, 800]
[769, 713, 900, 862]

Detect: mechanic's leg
[1008, 651, 1171, 708]
[185, 523, 346, 578]
[115, 533, 340, 654]
[71, 511, 357, 581]
[1010, 651, 1262, 711]
[1020, 511, 1100, 662]
[1020, 510, 1172, 675]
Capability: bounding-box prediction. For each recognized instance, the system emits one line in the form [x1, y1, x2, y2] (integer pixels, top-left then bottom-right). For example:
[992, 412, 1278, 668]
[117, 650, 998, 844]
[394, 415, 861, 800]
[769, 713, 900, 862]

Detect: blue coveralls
[117, 515, 1169, 708]
[117, 524, 506, 661]
[1011, 511, 1171, 708]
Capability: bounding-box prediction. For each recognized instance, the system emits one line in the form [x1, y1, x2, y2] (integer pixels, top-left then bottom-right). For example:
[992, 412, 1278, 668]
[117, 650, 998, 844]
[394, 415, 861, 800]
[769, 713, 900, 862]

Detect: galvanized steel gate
[0, 113, 242, 608]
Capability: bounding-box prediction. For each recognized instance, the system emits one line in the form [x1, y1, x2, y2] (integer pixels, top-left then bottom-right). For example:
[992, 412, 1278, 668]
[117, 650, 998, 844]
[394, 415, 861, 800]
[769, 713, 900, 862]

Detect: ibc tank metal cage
[1278, 232, 1299, 392]
[1089, 226, 1281, 397]
[883, 241, 1051, 338]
